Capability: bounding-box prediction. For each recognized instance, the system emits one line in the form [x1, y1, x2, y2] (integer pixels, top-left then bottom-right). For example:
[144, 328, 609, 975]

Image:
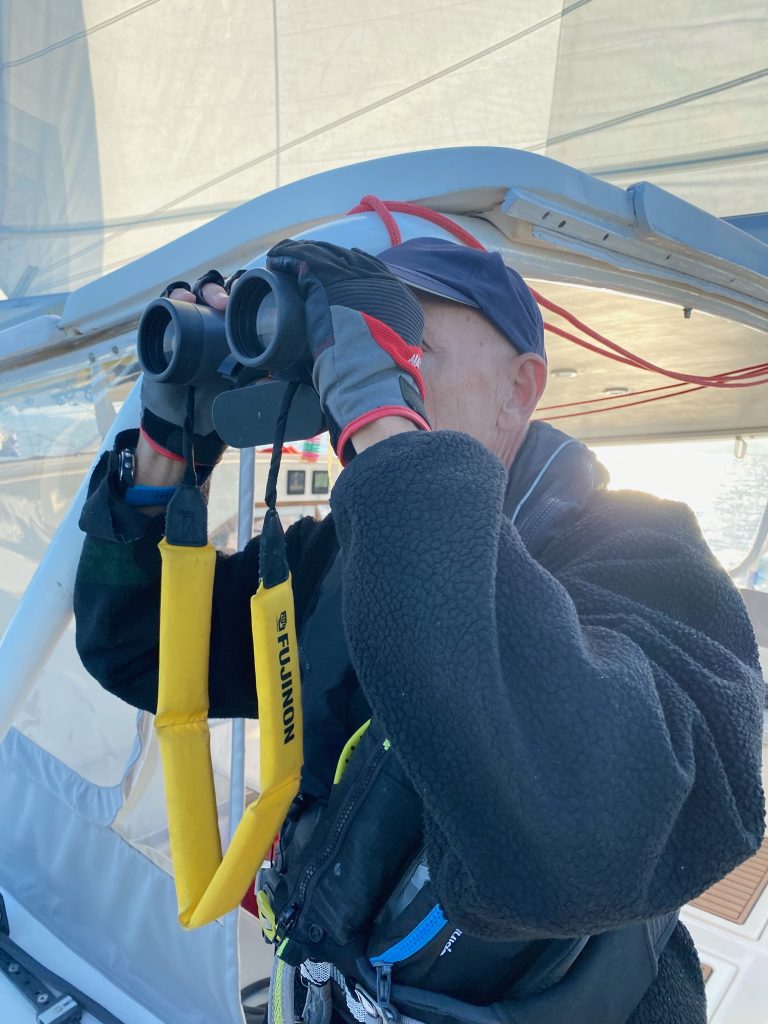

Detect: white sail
[1, 0, 766, 298]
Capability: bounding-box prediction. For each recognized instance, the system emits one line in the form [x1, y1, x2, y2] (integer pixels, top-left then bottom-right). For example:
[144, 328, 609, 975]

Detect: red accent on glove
[361, 313, 426, 399]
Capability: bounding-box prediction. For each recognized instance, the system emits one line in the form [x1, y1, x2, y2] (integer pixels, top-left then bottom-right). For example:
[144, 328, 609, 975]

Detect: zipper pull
[276, 901, 301, 938]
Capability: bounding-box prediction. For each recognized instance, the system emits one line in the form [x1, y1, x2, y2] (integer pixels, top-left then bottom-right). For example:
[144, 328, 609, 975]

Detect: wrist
[135, 432, 187, 487]
[139, 409, 226, 466]
[349, 414, 422, 456]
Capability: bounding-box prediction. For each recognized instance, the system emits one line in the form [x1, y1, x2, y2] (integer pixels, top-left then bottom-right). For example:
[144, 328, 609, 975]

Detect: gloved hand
[140, 269, 244, 465]
[266, 240, 429, 465]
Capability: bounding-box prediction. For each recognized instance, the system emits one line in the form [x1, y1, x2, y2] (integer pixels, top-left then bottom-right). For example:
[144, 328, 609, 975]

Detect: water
[593, 436, 768, 591]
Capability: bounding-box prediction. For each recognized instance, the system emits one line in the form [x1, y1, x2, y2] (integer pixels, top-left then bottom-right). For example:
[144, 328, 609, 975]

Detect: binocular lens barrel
[226, 268, 309, 376]
[137, 298, 231, 386]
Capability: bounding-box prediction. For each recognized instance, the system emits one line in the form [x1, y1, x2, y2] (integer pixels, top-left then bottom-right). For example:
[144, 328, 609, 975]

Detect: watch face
[117, 448, 135, 491]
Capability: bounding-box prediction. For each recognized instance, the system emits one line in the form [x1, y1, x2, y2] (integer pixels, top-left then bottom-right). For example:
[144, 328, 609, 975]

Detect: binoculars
[137, 269, 325, 446]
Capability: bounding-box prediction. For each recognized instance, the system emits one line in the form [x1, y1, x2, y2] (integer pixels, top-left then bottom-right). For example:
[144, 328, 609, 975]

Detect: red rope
[534, 291, 768, 389]
[537, 381, 689, 412]
[347, 196, 768, 417]
[349, 197, 486, 250]
[539, 385, 707, 421]
[543, 322, 768, 388]
[352, 196, 403, 246]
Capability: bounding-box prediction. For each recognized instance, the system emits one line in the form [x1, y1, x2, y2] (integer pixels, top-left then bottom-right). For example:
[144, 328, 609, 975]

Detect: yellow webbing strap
[156, 539, 303, 929]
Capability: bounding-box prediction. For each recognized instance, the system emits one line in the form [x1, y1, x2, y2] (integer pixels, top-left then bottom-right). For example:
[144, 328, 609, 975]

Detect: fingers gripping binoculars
[137, 269, 325, 447]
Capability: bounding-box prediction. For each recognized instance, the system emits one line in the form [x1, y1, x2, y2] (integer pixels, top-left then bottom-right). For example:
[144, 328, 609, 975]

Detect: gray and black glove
[266, 240, 429, 465]
[140, 269, 243, 465]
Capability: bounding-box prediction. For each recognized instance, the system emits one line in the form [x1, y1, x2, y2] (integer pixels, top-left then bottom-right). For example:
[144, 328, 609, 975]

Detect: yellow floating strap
[156, 539, 303, 929]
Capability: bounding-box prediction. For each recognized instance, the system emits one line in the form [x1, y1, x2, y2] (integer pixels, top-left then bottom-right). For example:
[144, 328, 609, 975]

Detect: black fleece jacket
[74, 428, 765, 1024]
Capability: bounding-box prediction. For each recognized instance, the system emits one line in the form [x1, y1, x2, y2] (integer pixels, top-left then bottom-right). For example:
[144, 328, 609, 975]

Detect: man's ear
[497, 354, 548, 430]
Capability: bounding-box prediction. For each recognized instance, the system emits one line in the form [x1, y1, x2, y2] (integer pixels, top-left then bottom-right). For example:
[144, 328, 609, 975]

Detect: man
[75, 238, 765, 1024]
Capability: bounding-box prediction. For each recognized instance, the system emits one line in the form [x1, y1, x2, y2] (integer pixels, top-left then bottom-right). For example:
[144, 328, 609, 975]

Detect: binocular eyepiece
[136, 269, 312, 387]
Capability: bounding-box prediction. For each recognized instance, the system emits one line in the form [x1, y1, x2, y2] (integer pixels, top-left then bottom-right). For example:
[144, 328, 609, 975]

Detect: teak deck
[691, 838, 768, 925]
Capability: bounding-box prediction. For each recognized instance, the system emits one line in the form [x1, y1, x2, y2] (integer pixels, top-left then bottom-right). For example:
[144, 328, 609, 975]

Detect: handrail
[730, 495, 768, 583]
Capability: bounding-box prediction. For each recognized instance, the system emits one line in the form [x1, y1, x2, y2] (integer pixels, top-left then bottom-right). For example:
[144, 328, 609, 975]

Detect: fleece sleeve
[329, 429, 765, 940]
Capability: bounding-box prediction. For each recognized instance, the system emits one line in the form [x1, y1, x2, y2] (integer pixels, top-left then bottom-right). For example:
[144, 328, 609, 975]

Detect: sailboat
[1, 5, 766, 1023]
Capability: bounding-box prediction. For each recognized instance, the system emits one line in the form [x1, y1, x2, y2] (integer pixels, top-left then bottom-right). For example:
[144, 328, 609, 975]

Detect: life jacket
[258, 423, 678, 1024]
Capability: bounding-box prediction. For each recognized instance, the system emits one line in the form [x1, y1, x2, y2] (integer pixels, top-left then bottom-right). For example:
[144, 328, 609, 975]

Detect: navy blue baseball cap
[377, 237, 545, 359]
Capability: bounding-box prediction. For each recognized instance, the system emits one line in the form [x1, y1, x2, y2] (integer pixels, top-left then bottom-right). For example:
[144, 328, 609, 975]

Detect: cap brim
[379, 260, 479, 308]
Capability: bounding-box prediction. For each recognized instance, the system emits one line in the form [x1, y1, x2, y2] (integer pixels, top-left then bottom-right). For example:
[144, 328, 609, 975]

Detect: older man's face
[419, 295, 547, 467]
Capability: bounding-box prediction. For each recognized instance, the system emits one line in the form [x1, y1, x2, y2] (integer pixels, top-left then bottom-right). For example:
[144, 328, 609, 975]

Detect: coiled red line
[348, 195, 768, 419]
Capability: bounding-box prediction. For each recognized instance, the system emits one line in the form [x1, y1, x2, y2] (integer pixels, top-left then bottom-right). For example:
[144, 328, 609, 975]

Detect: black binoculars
[137, 269, 325, 446]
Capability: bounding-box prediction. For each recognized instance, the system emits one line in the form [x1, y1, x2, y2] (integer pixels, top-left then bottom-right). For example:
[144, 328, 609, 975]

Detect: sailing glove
[140, 269, 242, 465]
[266, 239, 429, 465]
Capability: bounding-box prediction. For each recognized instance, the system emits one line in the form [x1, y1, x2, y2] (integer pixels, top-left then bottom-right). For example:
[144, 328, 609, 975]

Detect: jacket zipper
[277, 739, 389, 938]
[518, 495, 560, 547]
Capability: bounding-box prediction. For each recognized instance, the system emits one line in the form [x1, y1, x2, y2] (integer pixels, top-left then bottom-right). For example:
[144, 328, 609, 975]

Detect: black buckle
[354, 966, 400, 1024]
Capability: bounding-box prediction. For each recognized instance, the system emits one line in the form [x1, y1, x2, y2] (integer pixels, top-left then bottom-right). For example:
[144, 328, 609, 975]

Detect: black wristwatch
[116, 448, 136, 494]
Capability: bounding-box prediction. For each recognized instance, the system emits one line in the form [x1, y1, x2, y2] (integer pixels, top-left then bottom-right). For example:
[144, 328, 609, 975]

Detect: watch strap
[123, 484, 176, 507]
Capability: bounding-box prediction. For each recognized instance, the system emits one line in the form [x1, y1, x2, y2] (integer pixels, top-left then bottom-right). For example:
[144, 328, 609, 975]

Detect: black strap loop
[164, 387, 208, 547]
[259, 381, 300, 589]
[182, 387, 197, 487]
[265, 381, 300, 512]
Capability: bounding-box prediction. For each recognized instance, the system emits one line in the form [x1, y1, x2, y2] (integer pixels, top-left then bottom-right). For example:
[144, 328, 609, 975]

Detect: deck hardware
[37, 995, 81, 1024]
[0, 894, 117, 1023]
[683, 307, 692, 318]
